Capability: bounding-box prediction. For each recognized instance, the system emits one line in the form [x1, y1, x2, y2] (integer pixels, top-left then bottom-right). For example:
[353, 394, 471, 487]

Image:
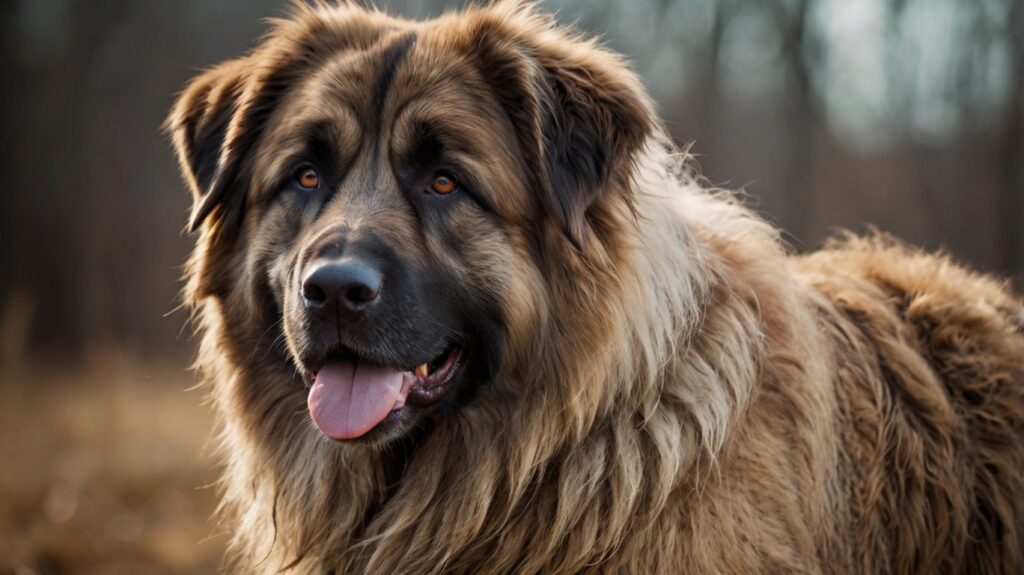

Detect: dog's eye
[295, 166, 320, 190]
[430, 173, 458, 195]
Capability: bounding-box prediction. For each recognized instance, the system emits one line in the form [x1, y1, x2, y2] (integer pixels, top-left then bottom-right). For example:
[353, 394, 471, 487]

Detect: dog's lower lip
[419, 346, 460, 386]
[406, 346, 462, 407]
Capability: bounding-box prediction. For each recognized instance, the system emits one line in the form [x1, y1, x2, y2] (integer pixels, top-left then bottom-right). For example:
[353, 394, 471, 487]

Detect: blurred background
[1, 0, 1021, 573]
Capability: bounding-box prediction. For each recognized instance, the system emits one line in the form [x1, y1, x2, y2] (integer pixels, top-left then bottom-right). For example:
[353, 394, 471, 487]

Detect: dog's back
[796, 235, 1024, 573]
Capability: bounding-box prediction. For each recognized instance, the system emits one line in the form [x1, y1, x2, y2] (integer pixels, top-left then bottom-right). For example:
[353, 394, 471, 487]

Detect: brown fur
[167, 2, 1024, 573]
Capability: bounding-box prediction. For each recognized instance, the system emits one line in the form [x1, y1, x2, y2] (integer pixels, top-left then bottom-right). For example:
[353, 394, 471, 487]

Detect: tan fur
[168, 2, 1024, 573]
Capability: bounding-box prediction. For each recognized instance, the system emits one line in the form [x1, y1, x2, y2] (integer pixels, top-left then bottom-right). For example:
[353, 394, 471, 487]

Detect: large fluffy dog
[167, 1, 1024, 572]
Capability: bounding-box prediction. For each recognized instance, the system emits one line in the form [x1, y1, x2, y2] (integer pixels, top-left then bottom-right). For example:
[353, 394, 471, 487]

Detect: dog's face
[168, 2, 652, 445]
[246, 28, 528, 443]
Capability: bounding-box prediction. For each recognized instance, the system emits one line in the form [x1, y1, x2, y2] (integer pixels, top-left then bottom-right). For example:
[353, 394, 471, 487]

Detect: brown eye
[296, 166, 320, 190]
[430, 173, 457, 195]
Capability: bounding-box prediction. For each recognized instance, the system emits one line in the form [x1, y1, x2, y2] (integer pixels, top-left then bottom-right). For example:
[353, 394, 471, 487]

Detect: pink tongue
[307, 359, 405, 440]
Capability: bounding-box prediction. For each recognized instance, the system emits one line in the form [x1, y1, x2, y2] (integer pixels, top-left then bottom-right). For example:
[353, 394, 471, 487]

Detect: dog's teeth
[414, 364, 429, 378]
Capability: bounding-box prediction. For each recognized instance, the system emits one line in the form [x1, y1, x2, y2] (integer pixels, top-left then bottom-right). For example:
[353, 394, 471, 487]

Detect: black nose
[302, 259, 382, 321]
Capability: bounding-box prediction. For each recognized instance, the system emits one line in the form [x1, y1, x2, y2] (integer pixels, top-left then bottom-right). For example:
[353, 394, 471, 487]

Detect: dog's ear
[167, 4, 384, 234]
[166, 58, 248, 233]
[166, 42, 304, 233]
[471, 5, 656, 248]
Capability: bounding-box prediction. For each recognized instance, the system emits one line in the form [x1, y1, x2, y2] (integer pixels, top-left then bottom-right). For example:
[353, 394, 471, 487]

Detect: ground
[1, 351, 225, 575]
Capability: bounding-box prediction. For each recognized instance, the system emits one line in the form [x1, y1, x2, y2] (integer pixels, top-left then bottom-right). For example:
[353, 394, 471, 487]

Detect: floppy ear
[471, 6, 656, 248]
[166, 3, 386, 234]
[166, 48, 299, 233]
[166, 59, 246, 232]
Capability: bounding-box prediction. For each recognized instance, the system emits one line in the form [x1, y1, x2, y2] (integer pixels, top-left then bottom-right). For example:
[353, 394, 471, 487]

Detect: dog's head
[168, 1, 654, 445]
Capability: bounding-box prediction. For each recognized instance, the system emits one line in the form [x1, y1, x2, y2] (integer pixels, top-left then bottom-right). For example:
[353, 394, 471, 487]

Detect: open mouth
[307, 344, 462, 440]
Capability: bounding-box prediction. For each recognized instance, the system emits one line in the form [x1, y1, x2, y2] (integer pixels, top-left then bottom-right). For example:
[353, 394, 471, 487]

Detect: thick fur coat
[167, 2, 1024, 573]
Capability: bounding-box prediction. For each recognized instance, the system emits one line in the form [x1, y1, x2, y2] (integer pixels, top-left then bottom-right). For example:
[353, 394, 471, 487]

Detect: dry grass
[1, 350, 226, 574]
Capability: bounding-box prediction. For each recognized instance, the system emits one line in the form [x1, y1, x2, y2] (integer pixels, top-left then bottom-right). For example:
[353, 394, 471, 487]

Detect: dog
[166, 1, 1024, 572]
